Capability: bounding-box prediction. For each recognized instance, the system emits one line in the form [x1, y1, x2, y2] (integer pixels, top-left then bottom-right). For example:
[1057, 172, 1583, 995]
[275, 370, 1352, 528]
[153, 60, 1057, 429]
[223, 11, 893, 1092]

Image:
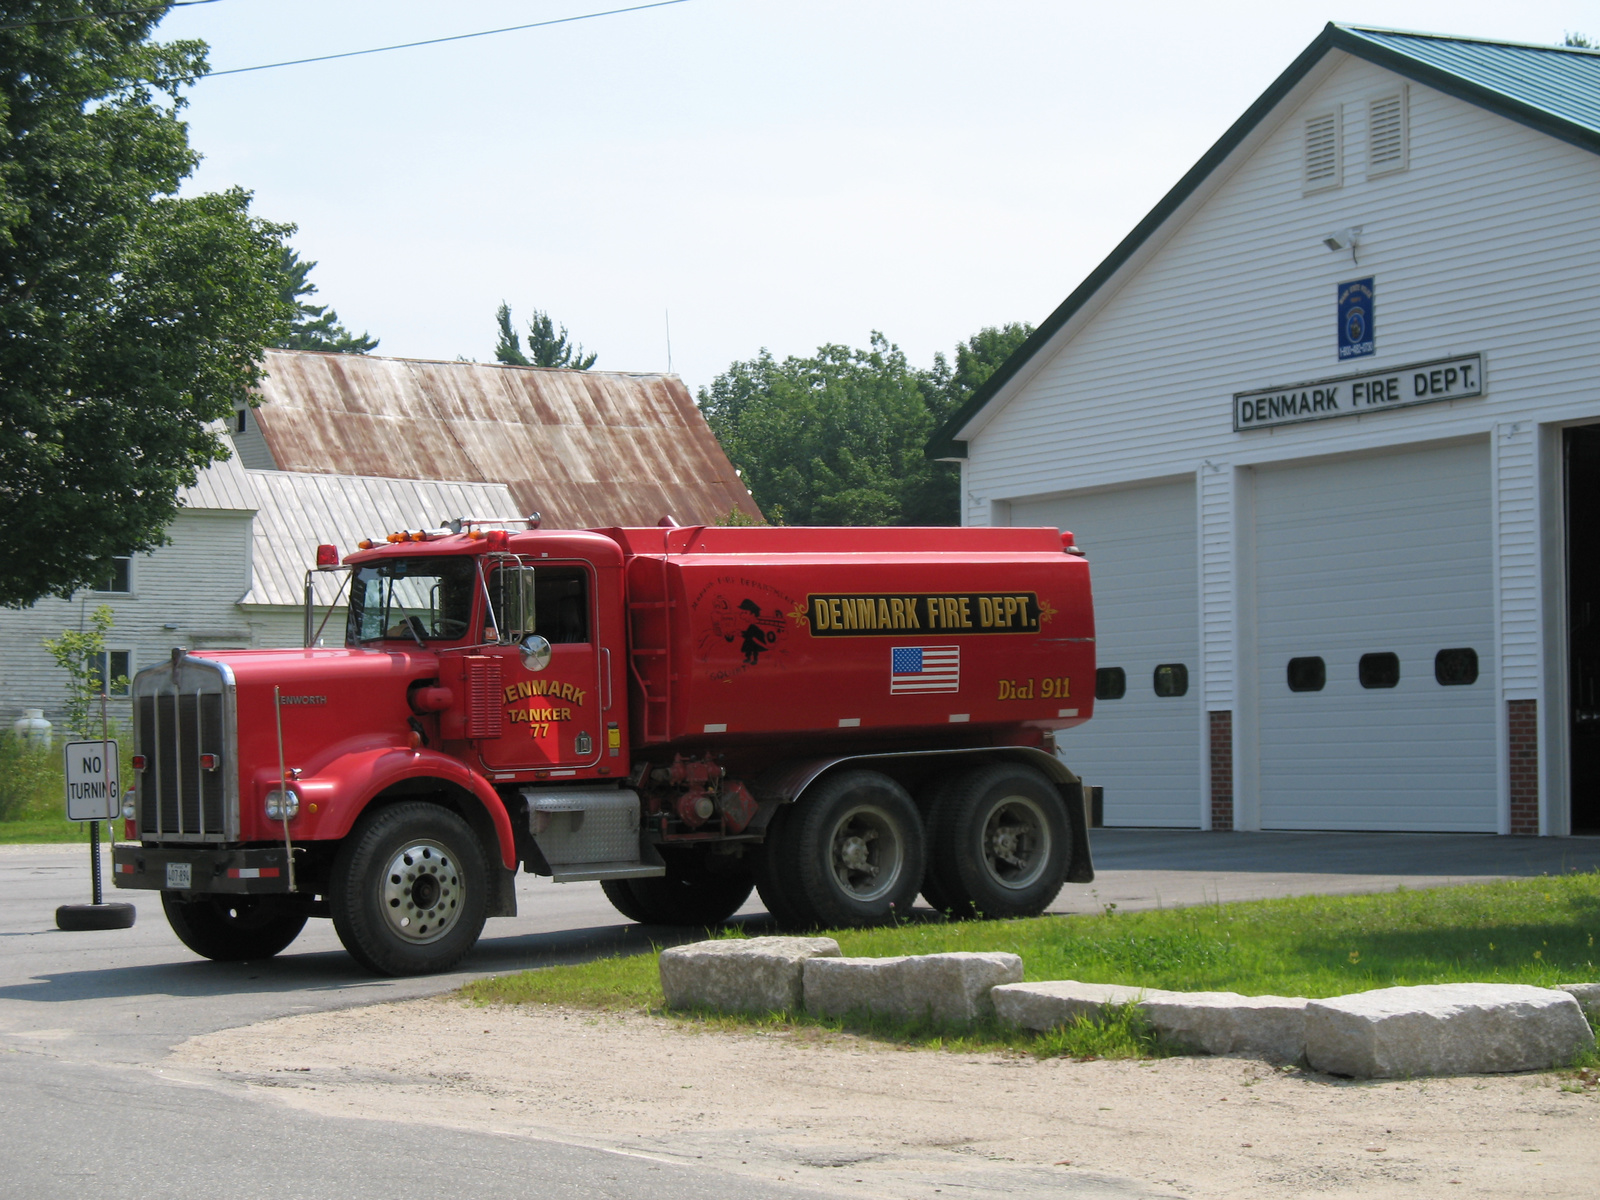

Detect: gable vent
[1303, 109, 1341, 193]
[1367, 89, 1408, 177]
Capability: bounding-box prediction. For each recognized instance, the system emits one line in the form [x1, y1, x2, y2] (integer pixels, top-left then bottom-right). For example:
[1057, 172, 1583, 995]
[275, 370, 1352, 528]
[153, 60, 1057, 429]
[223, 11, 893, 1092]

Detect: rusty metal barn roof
[250, 349, 761, 530]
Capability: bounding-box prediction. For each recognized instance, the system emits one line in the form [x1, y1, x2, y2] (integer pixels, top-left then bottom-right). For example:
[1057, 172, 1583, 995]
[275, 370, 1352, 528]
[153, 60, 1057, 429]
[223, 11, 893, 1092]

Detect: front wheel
[330, 802, 488, 976]
[926, 764, 1069, 919]
[161, 893, 306, 961]
[778, 770, 925, 929]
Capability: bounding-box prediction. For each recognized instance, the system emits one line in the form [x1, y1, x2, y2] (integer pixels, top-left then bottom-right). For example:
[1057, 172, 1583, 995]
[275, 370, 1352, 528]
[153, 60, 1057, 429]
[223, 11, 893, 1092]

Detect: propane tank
[13, 708, 52, 748]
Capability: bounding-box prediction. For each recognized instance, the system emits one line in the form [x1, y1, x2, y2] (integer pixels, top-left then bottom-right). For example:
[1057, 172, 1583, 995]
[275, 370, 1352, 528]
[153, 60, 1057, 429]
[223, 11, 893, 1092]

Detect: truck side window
[1095, 667, 1126, 700]
[536, 569, 589, 644]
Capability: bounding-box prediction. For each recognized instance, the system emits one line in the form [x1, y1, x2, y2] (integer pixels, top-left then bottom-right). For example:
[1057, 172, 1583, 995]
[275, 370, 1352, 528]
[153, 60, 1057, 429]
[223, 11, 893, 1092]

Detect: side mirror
[518, 634, 552, 672]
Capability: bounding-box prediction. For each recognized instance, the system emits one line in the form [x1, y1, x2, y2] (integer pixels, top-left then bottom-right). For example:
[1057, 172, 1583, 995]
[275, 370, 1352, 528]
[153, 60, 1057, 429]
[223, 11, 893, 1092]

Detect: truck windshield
[346, 557, 477, 645]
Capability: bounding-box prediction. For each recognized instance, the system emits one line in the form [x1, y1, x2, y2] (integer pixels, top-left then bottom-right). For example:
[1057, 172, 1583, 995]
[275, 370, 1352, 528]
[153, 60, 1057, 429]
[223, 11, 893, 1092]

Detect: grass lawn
[0, 730, 132, 844]
[462, 873, 1600, 1059]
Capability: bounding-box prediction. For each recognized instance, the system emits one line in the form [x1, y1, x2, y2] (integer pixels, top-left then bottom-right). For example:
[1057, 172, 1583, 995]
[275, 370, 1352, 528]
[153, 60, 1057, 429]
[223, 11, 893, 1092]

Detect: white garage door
[1254, 441, 1497, 831]
[1012, 480, 1200, 827]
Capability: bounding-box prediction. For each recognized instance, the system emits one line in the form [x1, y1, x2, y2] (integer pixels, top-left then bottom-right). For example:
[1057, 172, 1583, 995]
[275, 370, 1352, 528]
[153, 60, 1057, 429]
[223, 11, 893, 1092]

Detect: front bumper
[112, 845, 298, 894]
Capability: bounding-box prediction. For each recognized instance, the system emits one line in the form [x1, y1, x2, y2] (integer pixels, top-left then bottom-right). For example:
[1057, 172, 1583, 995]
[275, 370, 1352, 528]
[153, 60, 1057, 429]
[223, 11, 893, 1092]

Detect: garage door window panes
[1287, 657, 1326, 692]
[1153, 664, 1189, 697]
[1435, 648, 1479, 686]
[1359, 653, 1400, 689]
[1095, 667, 1126, 700]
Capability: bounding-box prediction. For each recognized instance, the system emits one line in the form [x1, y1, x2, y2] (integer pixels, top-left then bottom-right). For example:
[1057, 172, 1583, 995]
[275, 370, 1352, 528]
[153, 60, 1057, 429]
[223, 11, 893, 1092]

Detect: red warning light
[316, 544, 339, 568]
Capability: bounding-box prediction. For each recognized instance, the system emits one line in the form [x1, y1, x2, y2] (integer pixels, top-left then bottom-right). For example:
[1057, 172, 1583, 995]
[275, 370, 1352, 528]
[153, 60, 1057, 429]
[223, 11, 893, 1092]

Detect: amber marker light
[357, 539, 374, 550]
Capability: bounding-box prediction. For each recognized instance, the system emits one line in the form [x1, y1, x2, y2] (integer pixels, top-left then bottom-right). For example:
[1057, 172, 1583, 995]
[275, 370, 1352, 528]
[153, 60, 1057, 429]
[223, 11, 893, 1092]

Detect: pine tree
[492, 303, 596, 369]
[275, 248, 378, 354]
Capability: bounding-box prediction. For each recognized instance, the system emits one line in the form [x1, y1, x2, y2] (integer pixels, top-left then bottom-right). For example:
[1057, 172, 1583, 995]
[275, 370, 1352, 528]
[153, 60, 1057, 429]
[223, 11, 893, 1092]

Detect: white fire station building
[929, 26, 1600, 837]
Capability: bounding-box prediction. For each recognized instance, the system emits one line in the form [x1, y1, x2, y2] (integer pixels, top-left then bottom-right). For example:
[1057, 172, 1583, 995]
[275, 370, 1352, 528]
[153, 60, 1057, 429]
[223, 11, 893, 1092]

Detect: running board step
[550, 860, 667, 884]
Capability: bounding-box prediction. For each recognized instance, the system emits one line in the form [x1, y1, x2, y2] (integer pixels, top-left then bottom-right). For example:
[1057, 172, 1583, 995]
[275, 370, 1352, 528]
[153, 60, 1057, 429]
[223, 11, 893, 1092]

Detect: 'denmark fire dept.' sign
[1234, 353, 1484, 432]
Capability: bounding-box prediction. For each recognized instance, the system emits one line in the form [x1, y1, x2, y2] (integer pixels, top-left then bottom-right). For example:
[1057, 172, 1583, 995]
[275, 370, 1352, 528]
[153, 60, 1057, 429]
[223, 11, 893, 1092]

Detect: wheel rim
[380, 839, 464, 944]
[826, 803, 904, 903]
[977, 794, 1052, 891]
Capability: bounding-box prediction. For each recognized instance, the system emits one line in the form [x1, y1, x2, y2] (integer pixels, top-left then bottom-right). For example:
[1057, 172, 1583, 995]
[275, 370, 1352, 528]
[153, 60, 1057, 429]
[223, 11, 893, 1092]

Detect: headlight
[265, 788, 300, 821]
[121, 790, 136, 820]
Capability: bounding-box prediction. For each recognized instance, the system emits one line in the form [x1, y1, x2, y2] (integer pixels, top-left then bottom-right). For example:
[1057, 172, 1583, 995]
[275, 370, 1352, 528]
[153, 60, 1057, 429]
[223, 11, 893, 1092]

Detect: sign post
[55, 694, 136, 932]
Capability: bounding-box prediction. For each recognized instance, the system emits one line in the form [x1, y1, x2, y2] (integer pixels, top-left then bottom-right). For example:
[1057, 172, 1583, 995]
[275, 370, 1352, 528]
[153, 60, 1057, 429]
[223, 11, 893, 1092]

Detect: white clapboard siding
[1012, 480, 1200, 826]
[1252, 441, 1497, 831]
[966, 54, 1600, 499]
[0, 511, 254, 729]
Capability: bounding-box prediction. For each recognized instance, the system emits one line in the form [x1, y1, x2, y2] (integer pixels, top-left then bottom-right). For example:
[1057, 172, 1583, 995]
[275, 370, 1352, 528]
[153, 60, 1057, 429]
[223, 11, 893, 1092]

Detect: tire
[601, 848, 754, 927]
[55, 902, 137, 932]
[926, 764, 1070, 920]
[780, 770, 925, 929]
[330, 802, 488, 976]
[160, 893, 304, 960]
[916, 774, 965, 916]
[753, 802, 809, 929]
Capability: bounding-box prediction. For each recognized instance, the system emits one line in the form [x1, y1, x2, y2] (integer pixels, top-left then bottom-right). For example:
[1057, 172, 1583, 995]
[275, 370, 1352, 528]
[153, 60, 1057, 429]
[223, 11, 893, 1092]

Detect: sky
[157, 0, 1600, 393]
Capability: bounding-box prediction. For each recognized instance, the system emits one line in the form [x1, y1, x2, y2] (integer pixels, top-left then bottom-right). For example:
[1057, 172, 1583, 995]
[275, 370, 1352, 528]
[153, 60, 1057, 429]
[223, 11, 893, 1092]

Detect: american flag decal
[889, 646, 960, 694]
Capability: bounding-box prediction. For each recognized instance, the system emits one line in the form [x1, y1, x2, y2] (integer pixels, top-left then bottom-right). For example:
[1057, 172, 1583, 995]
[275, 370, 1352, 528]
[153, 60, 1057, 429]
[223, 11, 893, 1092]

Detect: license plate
[165, 862, 192, 889]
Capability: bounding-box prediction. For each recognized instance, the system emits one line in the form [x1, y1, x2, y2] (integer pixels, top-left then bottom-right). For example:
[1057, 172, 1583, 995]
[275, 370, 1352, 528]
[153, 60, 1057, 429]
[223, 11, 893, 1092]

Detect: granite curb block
[803, 952, 1024, 1023]
[1557, 982, 1600, 1027]
[659, 936, 840, 1014]
[1304, 983, 1596, 1078]
[992, 980, 1307, 1063]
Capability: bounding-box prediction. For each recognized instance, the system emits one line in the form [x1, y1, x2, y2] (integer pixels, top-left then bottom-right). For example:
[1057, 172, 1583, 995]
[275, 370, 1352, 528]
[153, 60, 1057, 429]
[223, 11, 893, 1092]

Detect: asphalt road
[3, 829, 1597, 1199]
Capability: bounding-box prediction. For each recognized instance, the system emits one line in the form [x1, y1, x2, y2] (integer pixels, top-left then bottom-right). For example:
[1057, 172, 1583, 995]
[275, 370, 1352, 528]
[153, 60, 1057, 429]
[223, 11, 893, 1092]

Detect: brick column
[1508, 698, 1538, 835]
[1209, 710, 1234, 831]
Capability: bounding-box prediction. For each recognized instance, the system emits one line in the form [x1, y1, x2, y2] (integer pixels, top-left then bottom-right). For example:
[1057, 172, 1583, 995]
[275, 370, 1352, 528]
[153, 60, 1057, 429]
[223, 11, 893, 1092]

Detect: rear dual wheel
[923, 764, 1069, 920]
[756, 770, 924, 930]
[601, 848, 754, 927]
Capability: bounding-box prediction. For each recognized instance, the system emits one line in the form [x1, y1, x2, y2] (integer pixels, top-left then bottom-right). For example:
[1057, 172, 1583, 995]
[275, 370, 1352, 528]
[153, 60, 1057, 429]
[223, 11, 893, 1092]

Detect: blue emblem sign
[1337, 277, 1374, 359]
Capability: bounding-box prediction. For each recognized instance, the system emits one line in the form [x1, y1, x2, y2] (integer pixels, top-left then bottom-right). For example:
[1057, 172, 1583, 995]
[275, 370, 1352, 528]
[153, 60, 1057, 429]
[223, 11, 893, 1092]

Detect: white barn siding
[0, 510, 254, 732]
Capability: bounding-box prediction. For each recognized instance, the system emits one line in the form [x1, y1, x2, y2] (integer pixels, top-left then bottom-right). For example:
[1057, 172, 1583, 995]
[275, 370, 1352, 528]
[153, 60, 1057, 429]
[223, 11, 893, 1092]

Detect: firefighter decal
[691, 577, 796, 681]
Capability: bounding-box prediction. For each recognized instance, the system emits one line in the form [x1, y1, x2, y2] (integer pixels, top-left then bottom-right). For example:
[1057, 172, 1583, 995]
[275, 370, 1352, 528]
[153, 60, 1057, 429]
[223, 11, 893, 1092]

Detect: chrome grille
[133, 657, 237, 842]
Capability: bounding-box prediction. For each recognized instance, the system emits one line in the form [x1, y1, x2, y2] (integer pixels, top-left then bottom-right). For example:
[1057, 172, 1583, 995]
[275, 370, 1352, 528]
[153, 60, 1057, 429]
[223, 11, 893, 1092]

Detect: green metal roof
[926, 25, 1600, 462]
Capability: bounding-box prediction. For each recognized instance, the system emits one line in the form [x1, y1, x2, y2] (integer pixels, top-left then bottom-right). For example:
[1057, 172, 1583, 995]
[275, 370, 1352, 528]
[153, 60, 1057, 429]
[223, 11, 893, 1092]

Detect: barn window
[1367, 89, 1408, 177]
[1153, 663, 1189, 698]
[1287, 656, 1326, 692]
[1303, 108, 1342, 193]
[1095, 667, 1126, 700]
[1435, 648, 1479, 686]
[1359, 652, 1400, 689]
[93, 556, 132, 593]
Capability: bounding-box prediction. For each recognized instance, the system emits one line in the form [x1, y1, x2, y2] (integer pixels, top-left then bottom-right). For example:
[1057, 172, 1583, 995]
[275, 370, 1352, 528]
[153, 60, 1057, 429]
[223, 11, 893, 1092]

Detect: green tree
[42, 605, 126, 740]
[1564, 32, 1595, 48]
[274, 247, 378, 353]
[493, 302, 596, 369]
[0, 3, 293, 609]
[699, 324, 1033, 527]
[699, 334, 939, 526]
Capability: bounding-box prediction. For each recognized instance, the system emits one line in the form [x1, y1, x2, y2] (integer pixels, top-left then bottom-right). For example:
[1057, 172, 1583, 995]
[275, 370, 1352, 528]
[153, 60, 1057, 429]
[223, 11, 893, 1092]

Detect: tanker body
[114, 520, 1097, 975]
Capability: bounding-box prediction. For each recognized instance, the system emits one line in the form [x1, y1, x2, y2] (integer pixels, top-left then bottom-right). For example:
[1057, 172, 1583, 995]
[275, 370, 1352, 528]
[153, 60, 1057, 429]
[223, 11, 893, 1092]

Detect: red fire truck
[113, 521, 1096, 975]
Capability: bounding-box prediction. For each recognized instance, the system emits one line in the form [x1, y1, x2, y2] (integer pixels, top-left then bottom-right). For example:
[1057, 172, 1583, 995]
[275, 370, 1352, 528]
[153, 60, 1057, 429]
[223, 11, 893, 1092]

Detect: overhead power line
[207, 0, 693, 77]
[0, 1, 221, 34]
